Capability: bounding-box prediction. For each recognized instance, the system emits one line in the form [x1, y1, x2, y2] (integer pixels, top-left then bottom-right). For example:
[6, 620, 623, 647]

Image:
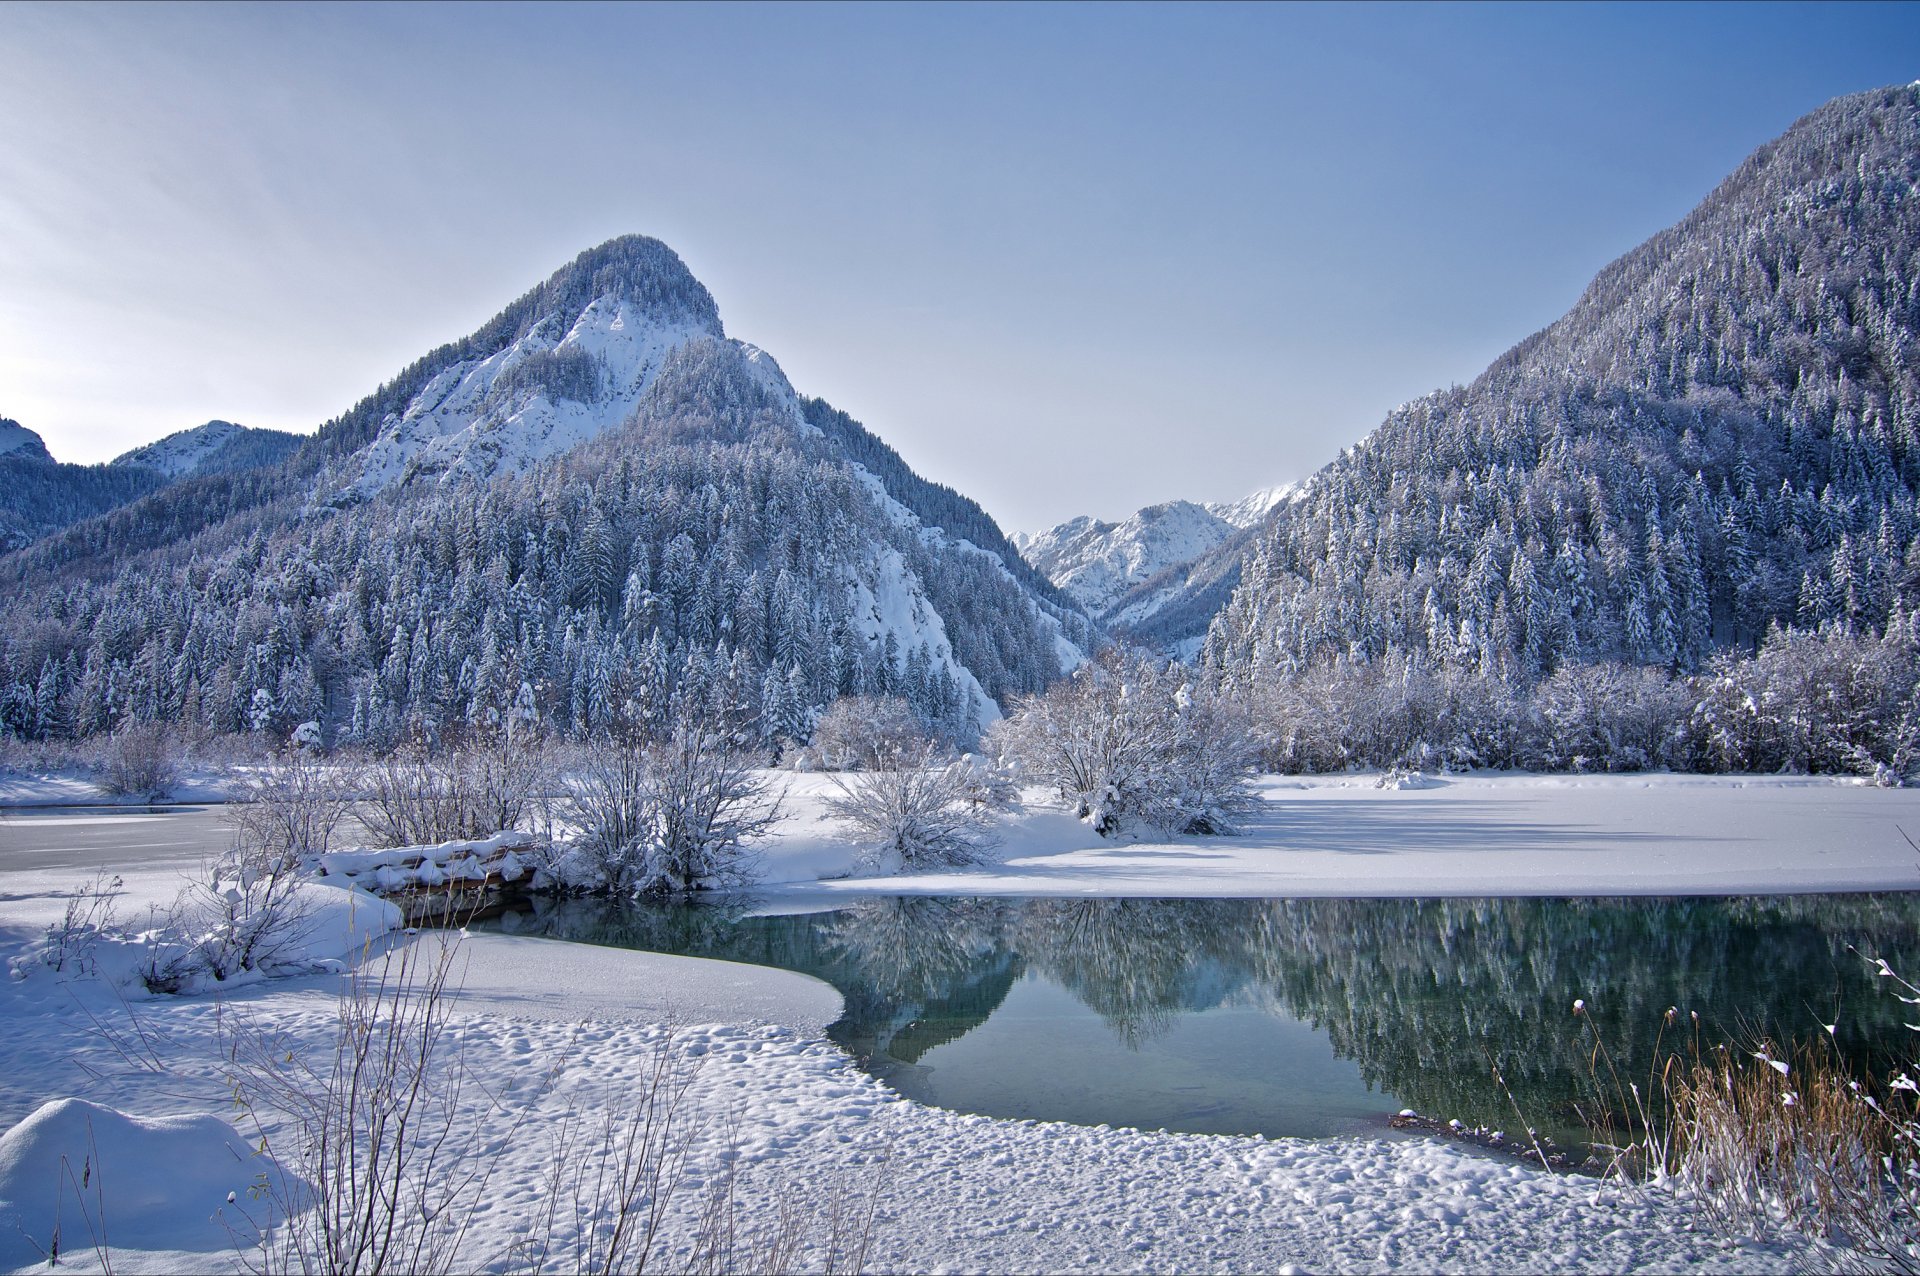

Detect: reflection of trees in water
[1234, 895, 1920, 1132]
[503, 892, 764, 954]
[493, 892, 1920, 1138]
[817, 897, 1012, 1003]
[814, 898, 1025, 1064]
[1013, 899, 1252, 1047]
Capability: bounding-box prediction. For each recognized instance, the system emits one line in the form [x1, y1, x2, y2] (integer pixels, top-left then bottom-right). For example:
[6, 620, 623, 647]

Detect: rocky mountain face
[0, 420, 52, 463]
[0, 237, 1091, 745]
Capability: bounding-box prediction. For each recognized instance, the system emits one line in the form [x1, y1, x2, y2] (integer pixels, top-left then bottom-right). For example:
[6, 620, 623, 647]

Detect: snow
[1017, 501, 1233, 617]
[753, 770, 1920, 899]
[316, 831, 536, 891]
[0, 1098, 263, 1268]
[1205, 480, 1299, 529]
[340, 298, 719, 497]
[1015, 482, 1301, 623]
[845, 545, 1001, 727]
[5, 773, 1900, 1270]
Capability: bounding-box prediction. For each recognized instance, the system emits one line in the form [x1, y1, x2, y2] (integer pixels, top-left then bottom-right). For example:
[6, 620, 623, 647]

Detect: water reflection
[492, 893, 1920, 1142]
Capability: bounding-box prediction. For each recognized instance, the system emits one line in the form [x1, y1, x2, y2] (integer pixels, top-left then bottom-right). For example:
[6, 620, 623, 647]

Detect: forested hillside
[1198, 86, 1920, 770]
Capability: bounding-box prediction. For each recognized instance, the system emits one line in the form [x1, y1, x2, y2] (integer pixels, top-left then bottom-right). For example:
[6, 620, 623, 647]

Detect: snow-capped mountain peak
[1018, 500, 1234, 618]
[1205, 482, 1298, 529]
[338, 236, 730, 498]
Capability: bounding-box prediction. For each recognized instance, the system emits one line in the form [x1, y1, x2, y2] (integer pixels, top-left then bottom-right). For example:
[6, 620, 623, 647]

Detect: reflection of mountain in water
[495, 893, 1920, 1137]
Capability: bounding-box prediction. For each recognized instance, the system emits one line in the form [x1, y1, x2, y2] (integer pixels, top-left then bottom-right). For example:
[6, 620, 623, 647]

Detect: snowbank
[316, 831, 535, 893]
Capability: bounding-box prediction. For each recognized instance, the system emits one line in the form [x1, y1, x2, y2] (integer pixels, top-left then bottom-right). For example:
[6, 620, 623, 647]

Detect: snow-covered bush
[226, 749, 357, 869]
[642, 724, 783, 894]
[11, 869, 397, 996]
[944, 751, 1021, 812]
[826, 746, 997, 870]
[991, 648, 1256, 837]
[13, 754, 392, 994]
[1528, 660, 1692, 771]
[1690, 624, 1920, 776]
[801, 694, 934, 770]
[553, 735, 655, 895]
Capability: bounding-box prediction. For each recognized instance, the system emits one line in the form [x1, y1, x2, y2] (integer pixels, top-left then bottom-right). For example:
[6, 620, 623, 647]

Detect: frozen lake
[0, 804, 230, 873]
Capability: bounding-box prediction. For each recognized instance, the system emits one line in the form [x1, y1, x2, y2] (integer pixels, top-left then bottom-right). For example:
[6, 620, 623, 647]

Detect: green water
[489, 893, 1920, 1143]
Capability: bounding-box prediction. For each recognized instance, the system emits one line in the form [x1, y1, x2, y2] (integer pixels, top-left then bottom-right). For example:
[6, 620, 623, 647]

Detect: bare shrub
[826, 747, 997, 870]
[641, 725, 783, 895]
[1663, 1039, 1900, 1251]
[97, 722, 178, 799]
[223, 934, 883, 1274]
[359, 735, 550, 848]
[555, 725, 782, 896]
[226, 750, 357, 870]
[509, 1048, 718, 1275]
[228, 937, 505, 1273]
[556, 736, 656, 895]
[177, 856, 322, 985]
[804, 696, 932, 770]
[34, 873, 122, 976]
[1569, 967, 1920, 1273]
[991, 648, 1256, 837]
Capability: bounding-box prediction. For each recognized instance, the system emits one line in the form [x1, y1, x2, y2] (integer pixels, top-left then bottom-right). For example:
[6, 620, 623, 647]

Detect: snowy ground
[1, 770, 1896, 1271]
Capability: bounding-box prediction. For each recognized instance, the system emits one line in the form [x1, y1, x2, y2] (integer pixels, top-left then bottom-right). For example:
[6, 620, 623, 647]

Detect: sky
[0, 2, 1916, 534]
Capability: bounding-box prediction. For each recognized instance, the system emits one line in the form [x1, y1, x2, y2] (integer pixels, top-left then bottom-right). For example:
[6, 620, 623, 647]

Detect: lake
[489, 892, 1920, 1147]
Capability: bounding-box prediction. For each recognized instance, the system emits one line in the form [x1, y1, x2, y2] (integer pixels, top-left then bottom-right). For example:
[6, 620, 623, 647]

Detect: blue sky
[1, 1, 1915, 531]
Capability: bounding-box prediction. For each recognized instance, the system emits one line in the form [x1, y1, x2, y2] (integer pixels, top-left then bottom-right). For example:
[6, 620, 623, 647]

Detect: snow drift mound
[0, 1098, 269, 1265]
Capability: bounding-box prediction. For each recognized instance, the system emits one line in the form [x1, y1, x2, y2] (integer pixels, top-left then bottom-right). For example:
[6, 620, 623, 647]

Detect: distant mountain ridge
[111, 420, 299, 480]
[0, 418, 297, 553]
[1014, 483, 1296, 638]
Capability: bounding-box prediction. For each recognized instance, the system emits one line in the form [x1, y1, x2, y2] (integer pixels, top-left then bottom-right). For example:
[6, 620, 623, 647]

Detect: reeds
[1563, 976, 1920, 1273]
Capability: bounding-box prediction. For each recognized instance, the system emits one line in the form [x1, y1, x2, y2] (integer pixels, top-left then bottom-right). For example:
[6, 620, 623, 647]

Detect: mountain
[1205, 84, 1920, 683]
[0, 420, 52, 463]
[1016, 502, 1233, 618]
[0, 237, 1092, 745]
[0, 418, 166, 553]
[1015, 483, 1298, 645]
[111, 420, 300, 480]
